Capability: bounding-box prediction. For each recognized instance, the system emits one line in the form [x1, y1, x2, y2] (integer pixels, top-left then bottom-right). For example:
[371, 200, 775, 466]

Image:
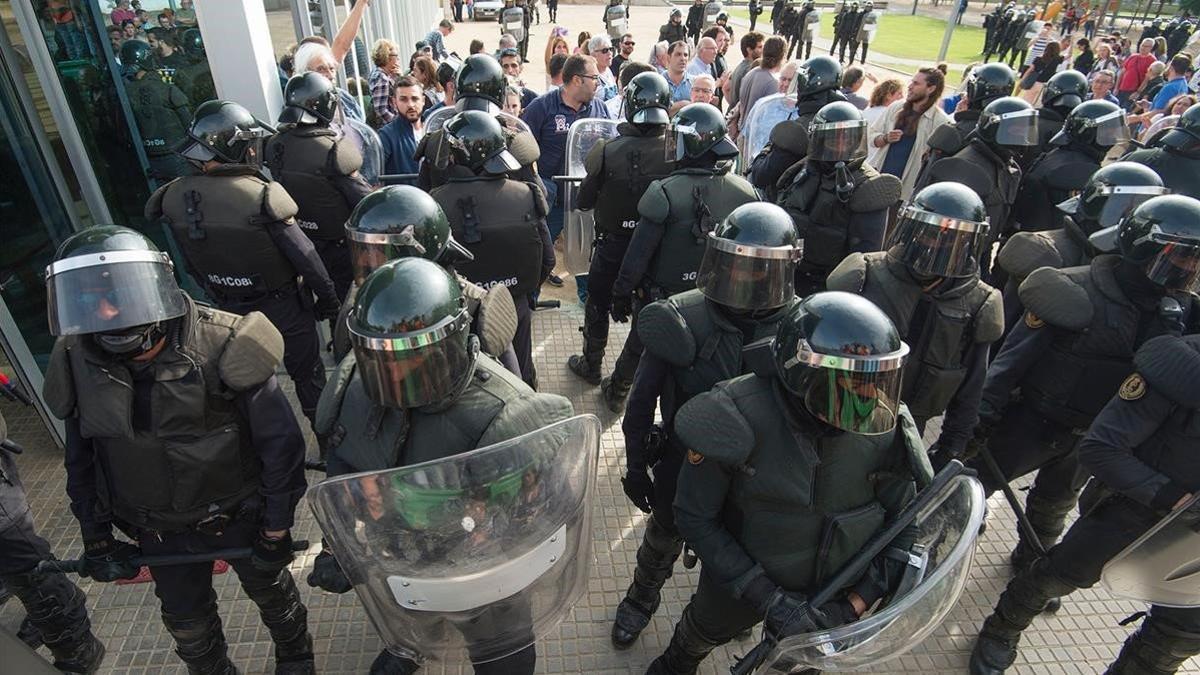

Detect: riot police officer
[147, 100, 340, 426]
[848, 0, 877, 65]
[267, 72, 374, 303]
[659, 8, 688, 45]
[309, 257, 574, 675]
[431, 110, 554, 387]
[120, 39, 193, 183]
[611, 203, 801, 650]
[646, 291, 931, 674]
[842, 1, 869, 64]
[829, 1, 851, 61]
[965, 195, 1200, 578]
[983, 6, 1013, 62]
[686, 0, 705, 44]
[998, 9, 1035, 68]
[777, 101, 900, 296]
[0, 411, 105, 674]
[415, 54, 542, 194]
[796, 1, 820, 60]
[913, 96, 1036, 279]
[748, 0, 763, 31]
[174, 28, 215, 107]
[971, 331, 1200, 674]
[607, 103, 756, 412]
[997, 161, 1168, 330]
[1122, 104, 1200, 200]
[827, 182, 1003, 462]
[915, 62, 1016, 179]
[1011, 99, 1128, 233]
[566, 72, 673, 390]
[982, 5, 1005, 58]
[749, 55, 847, 201]
[1027, 69, 1089, 159]
[42, 226, 314, 674]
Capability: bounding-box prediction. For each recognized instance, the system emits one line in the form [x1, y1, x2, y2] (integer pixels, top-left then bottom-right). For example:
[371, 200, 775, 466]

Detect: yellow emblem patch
[1024, 312, 1045, 329]
[1119, 373, 1147, 401]
[687, 449, 705, 465]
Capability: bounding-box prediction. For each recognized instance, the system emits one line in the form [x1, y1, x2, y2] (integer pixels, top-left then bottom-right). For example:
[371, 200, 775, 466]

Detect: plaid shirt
[369, 67, 396, 125]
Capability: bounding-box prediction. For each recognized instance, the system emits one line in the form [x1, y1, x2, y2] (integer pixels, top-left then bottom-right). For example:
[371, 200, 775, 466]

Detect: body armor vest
[1023, 257, 1142, 429]
[158, 170, 297, 301]
[1012, 146, 1101, 232]
[779, 161, 880, 280]
[175, 62, 215, 106]
[49, 304, 261, 531]
[433, 177, 545, 298]
[265, 127, 360, 241]
[126, 76, 189, 157]
[924, 111, 979, 163]
[858, 253, 994, 421]
[593, 129, 672, 239]
[649, 168, 758, 296]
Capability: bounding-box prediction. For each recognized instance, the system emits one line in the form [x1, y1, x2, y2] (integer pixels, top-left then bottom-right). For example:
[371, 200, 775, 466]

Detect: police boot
[1105, 614, 1200, 675]
[644, 604, 722, 675]
[1010, 494, 1074, 612]
[3, 570, 105, 674]
[600, 375, 630, 414]
[369, 649, 420, 674]
[568, 304, 609, 385]
[972, 557, 1078, 674]
[162, 604, 238, 675]
[239, 570, 314, 674]
[612, 515, 683, 648]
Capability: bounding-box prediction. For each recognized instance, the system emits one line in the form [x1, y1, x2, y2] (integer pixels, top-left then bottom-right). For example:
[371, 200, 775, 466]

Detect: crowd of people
[3, 2, 1200, 675]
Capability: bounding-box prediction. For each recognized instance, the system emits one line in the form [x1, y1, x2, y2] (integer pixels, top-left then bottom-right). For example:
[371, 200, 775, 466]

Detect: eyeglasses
[596, 47, 613, 53]
[622, 41, 635, 47]
[577, 73, 601, 85]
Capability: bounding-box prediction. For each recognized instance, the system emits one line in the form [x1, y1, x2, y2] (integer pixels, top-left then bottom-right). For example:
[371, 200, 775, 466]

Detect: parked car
[474, 0, 504, 21]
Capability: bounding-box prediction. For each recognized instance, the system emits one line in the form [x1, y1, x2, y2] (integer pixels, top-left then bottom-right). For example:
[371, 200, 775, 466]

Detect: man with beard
[379, 76, 425, 178]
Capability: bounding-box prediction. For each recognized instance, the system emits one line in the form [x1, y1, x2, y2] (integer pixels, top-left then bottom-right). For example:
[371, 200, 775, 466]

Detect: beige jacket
[867, 99, 951, 200]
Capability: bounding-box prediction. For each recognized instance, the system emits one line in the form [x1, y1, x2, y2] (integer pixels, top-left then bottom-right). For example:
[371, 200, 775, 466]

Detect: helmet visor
[665, 123, 698, 162]
[803, 367, 904, 435]
[46, 251, 187, 336]
[1143, 237, 1200, 294]
[696, 234, 801, 310]
[1089, 108, 1131, 147]
[1078, 185, 1171, 230]
[351, 311, 474, 408]
[989, 108, 1040, 147]
[807, 119, 868, 162]
[631, 106, 670, 125]
[347, 228, 474, 283]
[887, 206, 989, 278]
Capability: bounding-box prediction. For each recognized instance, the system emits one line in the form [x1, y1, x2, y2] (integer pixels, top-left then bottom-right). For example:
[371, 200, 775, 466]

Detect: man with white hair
[650, 41, 670, 71]
[687, 37, 717, 78]
[293, 40, 366, 123]
[741, 60, 801, 159]
[590, 34, 620, 101]
[689, 74, 716, 105]
[497, 33, 518, 54]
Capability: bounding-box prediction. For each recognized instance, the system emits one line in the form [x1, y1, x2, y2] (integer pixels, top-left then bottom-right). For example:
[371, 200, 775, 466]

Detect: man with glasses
[1087, 69, 1119, 105]
[499, 49, 538, 109]
[613, 33, 636, 77]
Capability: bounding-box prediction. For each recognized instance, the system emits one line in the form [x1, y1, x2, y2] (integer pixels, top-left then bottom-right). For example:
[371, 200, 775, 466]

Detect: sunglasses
[596, 47, 613, 53]
[622, 41, 635, 46]
[80, 289, 121, 313]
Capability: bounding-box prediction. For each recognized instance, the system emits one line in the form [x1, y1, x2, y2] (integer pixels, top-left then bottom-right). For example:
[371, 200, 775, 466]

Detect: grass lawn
[725, 9, 987, 64]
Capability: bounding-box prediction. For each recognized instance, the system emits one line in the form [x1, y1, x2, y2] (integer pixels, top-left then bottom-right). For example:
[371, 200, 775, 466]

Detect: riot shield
[857, 11, 878, 42]
[803, 11, 821, 41]
[307, 415, 602, 664]
[502, 7, 526, 45]
[1018, 20, 1044, 51]
[606, 5, 628, 39]
[757, 474, 986, 672]
[559, 118, 621, 276]
[344, 117, 384, 186]
[742, 93, 798, 163]
[1101, 494, 1200, 608]
[704, 1, 724, 29]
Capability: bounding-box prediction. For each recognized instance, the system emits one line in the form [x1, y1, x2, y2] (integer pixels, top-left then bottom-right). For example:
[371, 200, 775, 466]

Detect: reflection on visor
[1084, 186, 1172, 228]
[805, 367, 902, 435]
[1144, 241, 1200, 293]
[987, 108, 1040, 147]
[808, 120, 868, 162]
[888, 207, 988, 278]
[666, 123, 699, 162]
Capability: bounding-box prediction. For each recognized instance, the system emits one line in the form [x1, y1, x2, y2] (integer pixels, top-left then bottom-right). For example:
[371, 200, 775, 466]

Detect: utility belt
[207, 279, 300, 306]
[134, 496, 263, 541]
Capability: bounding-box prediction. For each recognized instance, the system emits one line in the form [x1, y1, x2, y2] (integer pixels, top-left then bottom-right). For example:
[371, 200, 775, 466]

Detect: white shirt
[687, 56, 714, 79]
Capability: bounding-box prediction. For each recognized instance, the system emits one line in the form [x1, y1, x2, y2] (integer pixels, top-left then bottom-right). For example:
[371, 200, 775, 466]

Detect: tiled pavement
[1, 306, 1195, 674]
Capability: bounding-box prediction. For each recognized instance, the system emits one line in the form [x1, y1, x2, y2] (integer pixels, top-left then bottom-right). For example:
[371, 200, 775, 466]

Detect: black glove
[251, 530, 294, 573]
[762, 590, 820, 640]
[306, 549, 352, 593]
[81, 537, 141, 582]
[621, 466, 654, 514]
[610, 294, 633, 323]
[314, 296, 341, 322]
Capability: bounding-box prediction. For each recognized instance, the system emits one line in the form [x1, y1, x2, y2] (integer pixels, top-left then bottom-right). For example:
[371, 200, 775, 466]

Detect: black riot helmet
[119, 39, 156, 77]
[789, 55, 842, 100]
[1059, 161, 1168, 234]
[887, 182, 990, 278]
[1116, 195, 1200, 294]
[1042, 70, 1088, 116]
[976, 96, 1039, 148]
[178, 100, 274, 165]
[180, 28, 205, 59]
[808, 101, 868, 163]
[443, 110, 521, 175]
[1050, 99, 1128, 151]
[1157, 104, 1200, 158]
[772, 291, 910, 435]
[624, 72, 672, 126]
[456, 54, 507, 113]
[666, 103, 738, 162]
[279, 72, 339, 126]
[697, 202, 802, 310]
[349, 258, 476, 409]
[45, 225, 188, 356]
[964, 63, 1016, 111]
[345, 185, 473, 284]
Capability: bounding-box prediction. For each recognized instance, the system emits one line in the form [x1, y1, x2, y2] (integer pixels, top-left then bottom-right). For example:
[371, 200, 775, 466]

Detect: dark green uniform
[126, 73, 192, 182]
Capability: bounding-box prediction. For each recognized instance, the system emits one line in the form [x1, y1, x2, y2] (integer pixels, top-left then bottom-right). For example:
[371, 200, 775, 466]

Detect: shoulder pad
[674, 382, 756, 465]
[525, 181, 549, 218]
[329, 138, 364, 176]
[638, 179, 671, 224]
[262, 181, 299, 222]
[475, 284, 519, 358]
[43, 337, 77, 419]
[825, 252, 868, 293]
[637, 297, 698, 367]
[144, 181, 174, 221]
[507, 128, 541, 167]
[897, 405, 934, 488]
[315, 353, 357, 436]
[1133, 334, 1200, 409]
[925, 123, 964, 155]
[927, 158, 991, 197]
[973, 286, 1005, 344]
[1043, 156, 1097, 192]
[768, 119, 809, 155]
[583, 139, 607, 176]
[997, 231, 1066, 280]
[478, 390, 575, 448]
[1017, 266, 1093, 331]
[849, 171, 901, 213]
[217, 311, 285, 391]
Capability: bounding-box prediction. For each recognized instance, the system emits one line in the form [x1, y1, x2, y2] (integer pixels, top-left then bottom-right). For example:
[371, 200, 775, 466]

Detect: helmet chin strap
[833, 161, 856, 202]
[94, 322, 165, 357]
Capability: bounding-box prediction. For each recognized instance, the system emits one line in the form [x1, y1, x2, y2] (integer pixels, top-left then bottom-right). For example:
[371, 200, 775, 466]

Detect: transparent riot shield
[742, 93, 798, 164]
[502, 7, 526, 45]
[803, 11, 821, 41]
[558, 118, 621, 276]
[757, 474, 986, 672]
[857, 11, 878, 42]
[1101, 494, 1200, 608]
[606, 5, 629, 40]
[307, 415, 602, 665]
[344, 117, 384, 186]
[1018, 20, 1044, 52]
[704, 1, 724, 29]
